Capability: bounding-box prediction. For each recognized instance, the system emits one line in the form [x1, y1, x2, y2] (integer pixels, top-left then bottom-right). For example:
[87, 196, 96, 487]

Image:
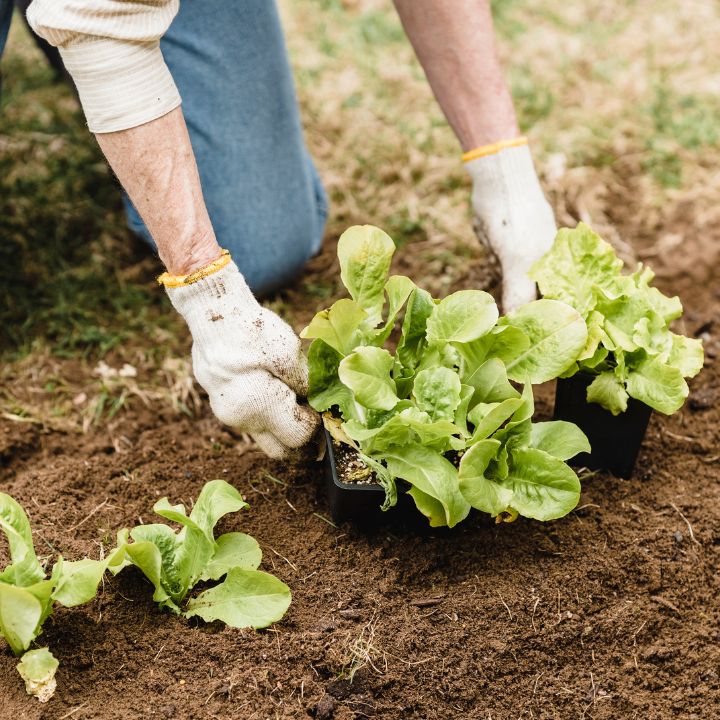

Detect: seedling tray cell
[554, 374, 652, 479]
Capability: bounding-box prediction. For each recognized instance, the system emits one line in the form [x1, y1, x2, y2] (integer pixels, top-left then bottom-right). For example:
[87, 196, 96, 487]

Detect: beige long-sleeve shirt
[27, 0, 181, 133]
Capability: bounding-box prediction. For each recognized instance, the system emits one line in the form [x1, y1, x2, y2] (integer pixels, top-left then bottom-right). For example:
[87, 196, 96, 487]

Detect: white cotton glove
[465, 140, 557, 312]
[163, 259, 319, 458]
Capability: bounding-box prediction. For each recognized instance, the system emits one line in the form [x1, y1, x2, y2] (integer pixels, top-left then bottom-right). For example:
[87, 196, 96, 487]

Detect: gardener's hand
[465, 138, 556, 312]
[161, 255, 319, 458]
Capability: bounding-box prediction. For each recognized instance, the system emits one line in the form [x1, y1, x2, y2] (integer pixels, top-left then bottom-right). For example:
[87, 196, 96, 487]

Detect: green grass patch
[0, 18, 176, 359]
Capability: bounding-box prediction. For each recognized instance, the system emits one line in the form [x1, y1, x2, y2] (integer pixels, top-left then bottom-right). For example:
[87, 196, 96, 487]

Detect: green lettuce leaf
[358, 453, 398, 511]
[372, 275, 416, 345]
[188, 480, 248, 543]
[119, 526, 179, 608]
[300, 299, 368, 355]
[502, 299, 588, 383]
[483, 325, 532, 367]
[426, 289, 498, 345]
[530, 421, 590, 460]
[625, 357, 688, 414]
[497, 382, 535, 434]
[17, 648, 58, 703]
[395, 408, 463, 452]
[114, 481, 289, 628]
[200, 533, 262, 582]
[532, 223, 703, 416]
[382, 445, 470, 527]
[455, 325, 531, 374]
[666, 334, 704, 378]
[184, 568, 291, 629]
[458, 439, 509, 516]
[453, 384, 475, 437]
[578, 310, 606, 362]
[397, 287, 434, 372]
[0, 494, 45, 587]
[468, 398, 525, 442]
[597, 295, 648, 353]
[345, 409, 460, 455]
[302, 223, 599, 525]
[642, 284, 683, 323]
[150, 514, 213, 598]
[632, 313, 671, 356]
[339, 347, 398, 411]
[505, 448, 582, 521]
[461, 357, 520, 405]
[586, 371, 629, 415]
[307, 339, 358, 419]
[0, 582, 46, 655]
[412, 367, 462, 422]
[529, 223, 623, 313]
[152, 480, 248, 598]
[404, 487, 446, 528]
[338, 225, 396, 324]
[51, 557, 108, 607]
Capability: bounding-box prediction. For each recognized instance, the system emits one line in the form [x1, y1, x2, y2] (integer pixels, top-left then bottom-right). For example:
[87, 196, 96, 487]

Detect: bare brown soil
[1, 230, 719, 720]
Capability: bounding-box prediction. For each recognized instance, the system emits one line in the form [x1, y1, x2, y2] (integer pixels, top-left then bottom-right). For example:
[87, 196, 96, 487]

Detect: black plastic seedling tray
[323, 428, 416, 524]
[323, 429, 386, 523]
[554, 373, 652, 479]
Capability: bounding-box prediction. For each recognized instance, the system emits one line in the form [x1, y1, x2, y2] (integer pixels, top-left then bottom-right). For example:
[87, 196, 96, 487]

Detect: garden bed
[1, 272, 717, 718]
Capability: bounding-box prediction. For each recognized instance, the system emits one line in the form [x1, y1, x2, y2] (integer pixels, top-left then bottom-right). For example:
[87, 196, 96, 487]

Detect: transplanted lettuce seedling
[530, 223, 704, 415]
[0, 493, 114, 702]
[1, 481, 291, 702]
[302, 225, 591, 527]
[110, 480, 291, 628]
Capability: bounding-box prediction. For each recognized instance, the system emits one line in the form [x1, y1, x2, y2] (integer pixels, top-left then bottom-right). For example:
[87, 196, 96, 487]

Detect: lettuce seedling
[530, 223, 704, 414]
[0, 493, 113, 701]
[302, 225, 590, 526]
[110, 480, 291, 628]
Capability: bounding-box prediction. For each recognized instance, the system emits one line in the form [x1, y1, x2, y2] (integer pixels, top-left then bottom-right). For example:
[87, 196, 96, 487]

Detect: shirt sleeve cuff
[59, 37, 181, 133]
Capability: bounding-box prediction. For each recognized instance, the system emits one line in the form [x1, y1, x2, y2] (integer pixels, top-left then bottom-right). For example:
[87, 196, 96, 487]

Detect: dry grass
[335, 616, 387, 682]
[1, 0, 719, 431]
[0, 350, 200, 433]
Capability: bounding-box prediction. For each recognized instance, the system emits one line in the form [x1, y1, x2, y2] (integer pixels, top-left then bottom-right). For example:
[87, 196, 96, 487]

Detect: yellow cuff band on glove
[462, 136, 528, 163]
[157, 249, 232, 288]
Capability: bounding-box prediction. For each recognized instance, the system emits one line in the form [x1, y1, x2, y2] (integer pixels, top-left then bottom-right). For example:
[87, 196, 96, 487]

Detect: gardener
[7, 0, 556, 458]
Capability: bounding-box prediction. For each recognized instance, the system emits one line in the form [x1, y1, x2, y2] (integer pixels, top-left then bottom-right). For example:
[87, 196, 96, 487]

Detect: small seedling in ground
[110, 480, 291, 627]
[1, 481, 291, 702]
[0, 493, 115, 702]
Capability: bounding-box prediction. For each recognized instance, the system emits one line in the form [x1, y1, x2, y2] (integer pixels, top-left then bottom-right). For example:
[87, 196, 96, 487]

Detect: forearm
[393, 0, 519, 150]
[26, 2, 214, 274]
[95, 108, 221, 275]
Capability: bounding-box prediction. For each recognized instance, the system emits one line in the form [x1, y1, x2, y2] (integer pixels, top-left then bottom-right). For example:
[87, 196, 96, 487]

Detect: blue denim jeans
[0, 0, 327, 294]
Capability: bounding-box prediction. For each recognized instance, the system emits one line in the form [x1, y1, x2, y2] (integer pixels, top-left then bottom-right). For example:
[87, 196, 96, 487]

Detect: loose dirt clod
[315, 693, 337, 719]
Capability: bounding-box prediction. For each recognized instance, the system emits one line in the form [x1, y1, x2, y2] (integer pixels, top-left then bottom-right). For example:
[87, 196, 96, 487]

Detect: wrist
[158, 254, 252, 299]
[462, 136, 528, 164]
[452, 87, 520, 152]
[457, 117, 521, 154]
[465, 140, 547, 208]
[158, 248, 233, 290]
[161, 259, 259, 333]
[159, 229, 223, 276]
